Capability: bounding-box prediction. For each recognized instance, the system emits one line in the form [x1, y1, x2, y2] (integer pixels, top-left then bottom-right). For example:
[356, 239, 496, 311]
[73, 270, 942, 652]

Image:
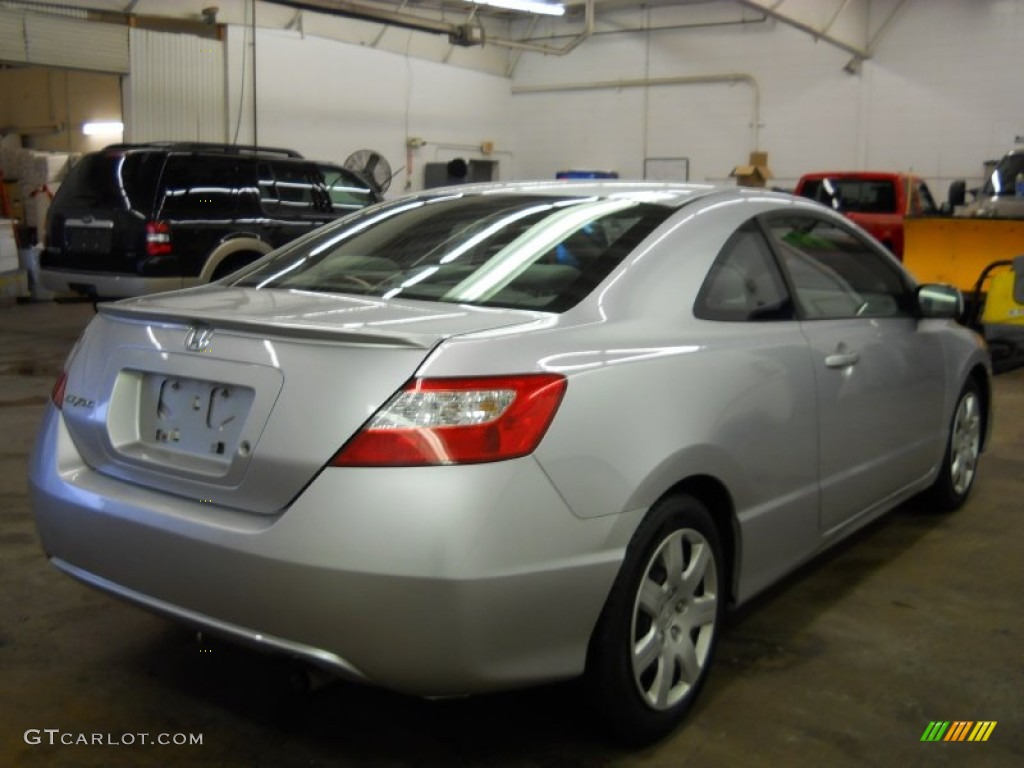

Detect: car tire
[585, 493, 724, 746]
[924, 378, 983, 512]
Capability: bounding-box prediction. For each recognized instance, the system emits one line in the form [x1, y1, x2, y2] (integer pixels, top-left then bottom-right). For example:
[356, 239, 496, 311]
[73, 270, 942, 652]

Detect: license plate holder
[66, 222, 114, 254]
[138, 374, 254, 459]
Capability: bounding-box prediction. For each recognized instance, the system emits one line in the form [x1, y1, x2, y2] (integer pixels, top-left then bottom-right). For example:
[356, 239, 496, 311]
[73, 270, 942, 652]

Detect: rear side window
[695, 222, 793, 321]
[799, 178, 898, 214]
[765, 215, 912, 319]
[258, 161, 325, 214]
[159, 155, 259, 218]
[319, 166, 376, 211]
[54, 151, 163, 212]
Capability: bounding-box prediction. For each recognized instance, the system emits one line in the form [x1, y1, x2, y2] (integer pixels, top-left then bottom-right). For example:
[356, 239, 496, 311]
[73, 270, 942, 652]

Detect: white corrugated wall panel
[127, 28, 226, 143]
[25, 13, 129, 73]
[0, 11, 28, 64]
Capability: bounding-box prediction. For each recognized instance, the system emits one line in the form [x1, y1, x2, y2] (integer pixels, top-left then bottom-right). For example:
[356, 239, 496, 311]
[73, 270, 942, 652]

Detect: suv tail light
[145, 220, 172, 256]
[331, 374, 567, 467]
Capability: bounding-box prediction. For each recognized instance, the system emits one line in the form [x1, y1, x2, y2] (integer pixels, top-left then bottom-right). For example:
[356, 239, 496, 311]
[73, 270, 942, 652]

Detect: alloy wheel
[950, 390, 981, 496]
[630, 528, 719, 711]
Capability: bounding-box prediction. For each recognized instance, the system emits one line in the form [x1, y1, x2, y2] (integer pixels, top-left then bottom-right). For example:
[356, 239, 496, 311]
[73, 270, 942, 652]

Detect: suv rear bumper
[40, 268, 200, 298]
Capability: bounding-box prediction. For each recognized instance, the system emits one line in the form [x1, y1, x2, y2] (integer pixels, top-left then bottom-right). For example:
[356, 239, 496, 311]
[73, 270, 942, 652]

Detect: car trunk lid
[59, 288, 544, 514]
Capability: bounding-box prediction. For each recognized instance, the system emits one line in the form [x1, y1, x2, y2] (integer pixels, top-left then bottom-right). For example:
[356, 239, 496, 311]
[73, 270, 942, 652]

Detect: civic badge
[184, 325, 215, 352]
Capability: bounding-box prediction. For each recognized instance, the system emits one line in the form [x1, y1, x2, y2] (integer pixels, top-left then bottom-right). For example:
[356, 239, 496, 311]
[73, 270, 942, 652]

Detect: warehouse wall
[0, 67, 121, 154]
[225, 26, 517, 194]
[9, 0, 1012, 197]
[509, 0, 1024, 194]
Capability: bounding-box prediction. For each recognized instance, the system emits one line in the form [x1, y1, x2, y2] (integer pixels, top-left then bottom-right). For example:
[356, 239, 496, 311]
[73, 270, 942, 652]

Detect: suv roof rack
[103, 142, 304, 159]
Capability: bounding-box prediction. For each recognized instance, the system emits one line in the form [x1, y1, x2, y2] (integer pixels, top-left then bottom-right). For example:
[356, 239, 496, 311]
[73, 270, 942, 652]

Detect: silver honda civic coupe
[30, 182, 990, 743]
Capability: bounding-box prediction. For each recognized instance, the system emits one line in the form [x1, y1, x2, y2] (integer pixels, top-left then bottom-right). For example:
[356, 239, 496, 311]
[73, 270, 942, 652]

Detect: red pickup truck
[794, 171, 939, 259]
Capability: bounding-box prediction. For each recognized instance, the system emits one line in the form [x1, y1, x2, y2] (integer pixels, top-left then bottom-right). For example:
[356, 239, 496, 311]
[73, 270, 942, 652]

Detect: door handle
[825, 352, 860, 368]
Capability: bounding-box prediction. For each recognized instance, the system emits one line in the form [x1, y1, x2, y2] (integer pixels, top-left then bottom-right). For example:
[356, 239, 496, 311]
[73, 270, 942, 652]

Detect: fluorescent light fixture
[82, 121, 124, 137]
[466, 0, 565, 16]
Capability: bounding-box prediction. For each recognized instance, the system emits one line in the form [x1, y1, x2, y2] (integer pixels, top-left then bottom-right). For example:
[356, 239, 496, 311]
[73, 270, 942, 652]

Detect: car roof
[93, 142, 367, 178]
[408, 180, 780, 209]
[101, 141, 305, 159]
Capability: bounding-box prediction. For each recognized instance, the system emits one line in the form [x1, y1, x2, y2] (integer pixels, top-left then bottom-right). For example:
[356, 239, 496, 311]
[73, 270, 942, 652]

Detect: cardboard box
[730, 151, 774, 188]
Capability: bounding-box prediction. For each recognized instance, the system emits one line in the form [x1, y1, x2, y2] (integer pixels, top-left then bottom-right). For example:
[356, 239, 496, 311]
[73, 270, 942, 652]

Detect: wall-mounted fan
[344, 149, 394, 194]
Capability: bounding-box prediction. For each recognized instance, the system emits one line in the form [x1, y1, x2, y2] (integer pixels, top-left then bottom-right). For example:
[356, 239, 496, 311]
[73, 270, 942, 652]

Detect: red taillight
[145, 220, 172, 256]
[51, 370, 68, 410]
[332, 374, 567, 467]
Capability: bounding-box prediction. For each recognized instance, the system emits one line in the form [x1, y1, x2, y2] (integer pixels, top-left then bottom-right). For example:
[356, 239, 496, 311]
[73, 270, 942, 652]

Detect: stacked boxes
[16, 149, 72, 229]
[0, 134, 71, 301]
[0, 133, 78, 230]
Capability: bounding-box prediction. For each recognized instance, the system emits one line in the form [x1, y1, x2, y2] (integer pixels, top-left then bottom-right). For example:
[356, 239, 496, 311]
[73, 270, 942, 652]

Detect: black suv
[41, 142, 379, 298]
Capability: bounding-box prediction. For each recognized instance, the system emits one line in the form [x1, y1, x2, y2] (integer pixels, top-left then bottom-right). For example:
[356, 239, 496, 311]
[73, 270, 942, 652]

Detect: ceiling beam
[733, 0, 870, 59]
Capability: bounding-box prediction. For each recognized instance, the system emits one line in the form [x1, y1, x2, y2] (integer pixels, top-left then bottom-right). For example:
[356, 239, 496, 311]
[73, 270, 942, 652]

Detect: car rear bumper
[40, 268, 200, 298]
[29, 405, 635, 696]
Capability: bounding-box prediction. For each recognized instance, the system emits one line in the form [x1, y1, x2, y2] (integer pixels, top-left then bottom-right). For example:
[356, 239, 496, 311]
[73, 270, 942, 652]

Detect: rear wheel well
[210, 251, 261, 281]
[663, 475, 737, 605]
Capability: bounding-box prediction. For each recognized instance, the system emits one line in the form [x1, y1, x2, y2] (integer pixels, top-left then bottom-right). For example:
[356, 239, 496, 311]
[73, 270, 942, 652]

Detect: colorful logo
[921, 721, 997, 742]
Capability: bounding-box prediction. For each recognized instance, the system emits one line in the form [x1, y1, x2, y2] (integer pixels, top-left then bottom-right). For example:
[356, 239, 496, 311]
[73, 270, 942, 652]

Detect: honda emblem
[184, 325, 215, 352]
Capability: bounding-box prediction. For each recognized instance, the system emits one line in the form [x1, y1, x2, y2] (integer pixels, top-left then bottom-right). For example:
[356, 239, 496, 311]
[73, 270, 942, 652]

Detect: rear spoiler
[98, 303, 436, 349]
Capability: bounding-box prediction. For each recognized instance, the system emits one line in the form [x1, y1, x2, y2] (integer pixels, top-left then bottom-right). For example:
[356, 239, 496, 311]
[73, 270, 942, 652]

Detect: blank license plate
[138, 374, 254, 458]
[67, 227, 113, 254]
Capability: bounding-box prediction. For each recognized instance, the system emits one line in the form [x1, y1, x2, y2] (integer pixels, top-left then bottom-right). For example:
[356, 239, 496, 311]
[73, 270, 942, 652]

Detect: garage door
[127, 28, 226, 143]
[0, 8, 129, 73]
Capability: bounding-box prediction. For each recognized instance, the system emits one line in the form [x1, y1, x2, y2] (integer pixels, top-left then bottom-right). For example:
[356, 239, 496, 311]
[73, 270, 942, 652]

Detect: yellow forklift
[966, 256, 1024, 372]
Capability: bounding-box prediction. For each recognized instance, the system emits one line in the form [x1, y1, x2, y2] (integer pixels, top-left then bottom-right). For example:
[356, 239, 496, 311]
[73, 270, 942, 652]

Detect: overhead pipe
[511, 73, 763, 150]
[517, 13, 768, 43]
[269, 0, 459, 37]
[269, 0, 595, 57]
[489, 0, 595, 56]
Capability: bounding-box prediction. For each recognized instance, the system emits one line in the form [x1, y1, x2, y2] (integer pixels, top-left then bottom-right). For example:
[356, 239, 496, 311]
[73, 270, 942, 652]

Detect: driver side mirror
[916, 284, 963, 319]
[942, 180, 967, 215]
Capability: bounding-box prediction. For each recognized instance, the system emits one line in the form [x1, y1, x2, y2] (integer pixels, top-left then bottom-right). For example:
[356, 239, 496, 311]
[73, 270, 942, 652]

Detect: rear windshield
[799, 178, 898, 214]
[231, 193, 673, 312]
[54, 151, 163, 212]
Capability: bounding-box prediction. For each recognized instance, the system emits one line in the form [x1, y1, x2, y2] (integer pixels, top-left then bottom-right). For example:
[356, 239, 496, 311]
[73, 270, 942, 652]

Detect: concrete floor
[1, 300, 1021, 768]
